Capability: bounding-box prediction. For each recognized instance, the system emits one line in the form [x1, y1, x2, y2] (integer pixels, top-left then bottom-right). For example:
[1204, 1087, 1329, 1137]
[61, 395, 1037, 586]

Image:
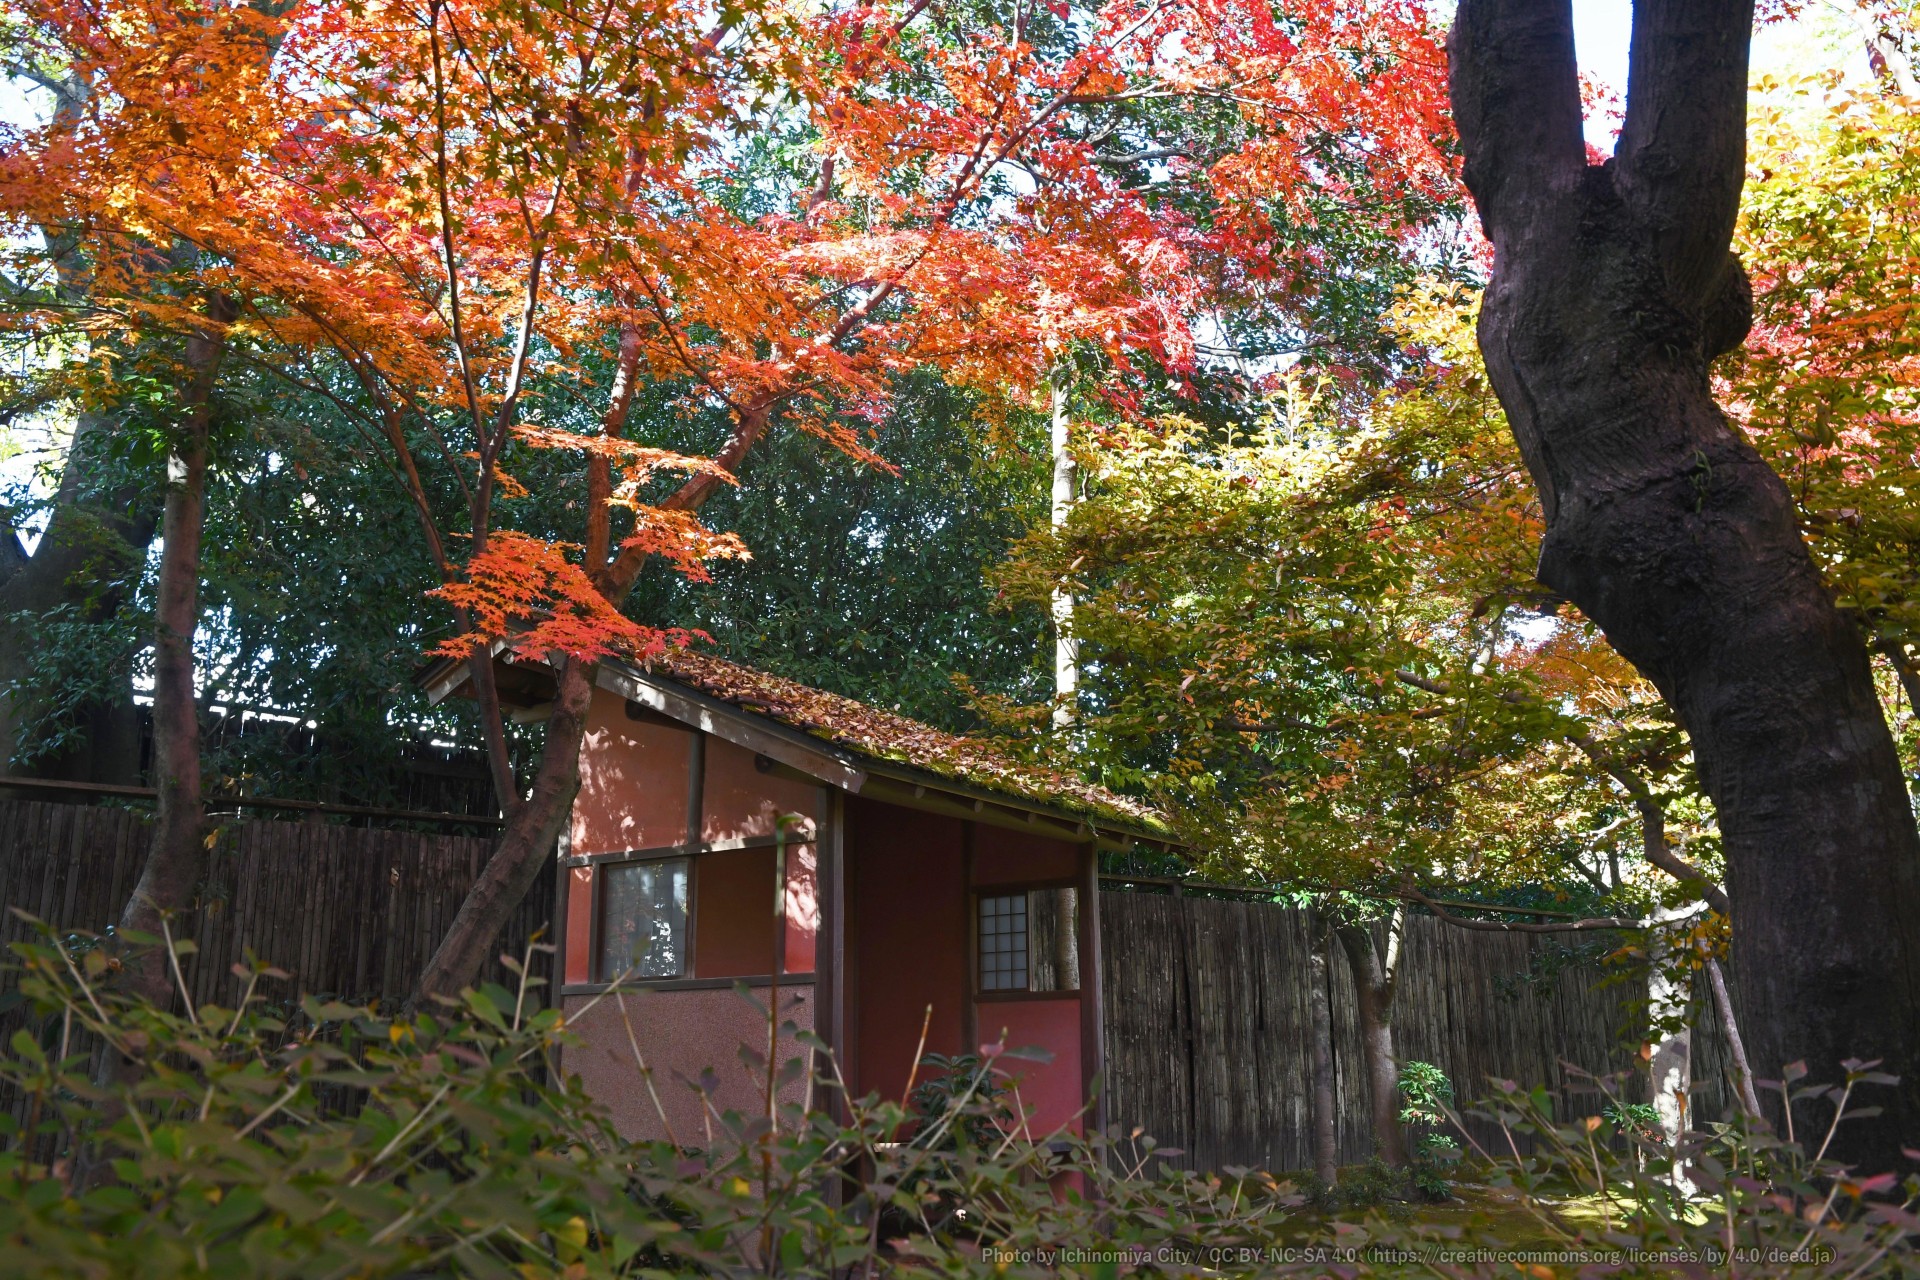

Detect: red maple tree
[3, 0, 1452, 998]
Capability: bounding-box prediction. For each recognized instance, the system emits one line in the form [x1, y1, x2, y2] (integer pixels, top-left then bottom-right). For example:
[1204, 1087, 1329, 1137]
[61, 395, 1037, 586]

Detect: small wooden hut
[429, 649, 1176, 1141]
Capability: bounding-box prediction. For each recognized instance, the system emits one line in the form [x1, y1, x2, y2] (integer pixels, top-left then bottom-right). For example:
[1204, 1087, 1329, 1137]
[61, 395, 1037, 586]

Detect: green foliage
[1449, 1067, 1920, 1276]
[0, 922, 1306, 1277]
[1396, 1061, 1458, 1201]
[1731, 73, 1920, 781]
[627, 375, 1052, 733]
[3, 920, 1918, 1276]
[1396, 1060, 1454, 1127]
[907, 1051, 1013, 1152]
[2, 600, 145, 769]
[990, 289, 1710, 917]
[1321, 1157, 1406, 1213]
[1602, 1101, 1663, 1144]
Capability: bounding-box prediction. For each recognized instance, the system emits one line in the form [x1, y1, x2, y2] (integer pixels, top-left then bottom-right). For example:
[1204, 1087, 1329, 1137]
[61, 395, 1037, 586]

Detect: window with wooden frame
[976, 885, 1080, 995]
[595, 855, 690, 982]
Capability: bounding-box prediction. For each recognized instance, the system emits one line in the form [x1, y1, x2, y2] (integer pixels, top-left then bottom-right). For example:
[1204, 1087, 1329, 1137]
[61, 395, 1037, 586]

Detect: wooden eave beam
[594, 664, 869, 794]
[851, 758, 1178, 850]
[856, 773, 1090, 844]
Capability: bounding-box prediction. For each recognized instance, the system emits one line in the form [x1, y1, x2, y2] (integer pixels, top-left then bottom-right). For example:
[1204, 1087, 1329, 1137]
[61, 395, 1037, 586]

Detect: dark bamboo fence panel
[0, 797, 555, 1028]
[1684, 967, 1741, 1129]
[1100, 891, 1647, 1172]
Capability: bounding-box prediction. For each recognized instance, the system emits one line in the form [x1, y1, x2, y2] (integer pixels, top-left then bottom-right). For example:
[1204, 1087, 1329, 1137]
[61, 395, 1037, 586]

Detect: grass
[1281, 1162, 1652, 1251]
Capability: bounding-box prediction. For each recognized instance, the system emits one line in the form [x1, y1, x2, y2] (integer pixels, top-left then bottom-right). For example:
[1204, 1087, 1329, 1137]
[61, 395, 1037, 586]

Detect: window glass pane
[599, 858, 689, 981]
[978, 892, 1027, 991]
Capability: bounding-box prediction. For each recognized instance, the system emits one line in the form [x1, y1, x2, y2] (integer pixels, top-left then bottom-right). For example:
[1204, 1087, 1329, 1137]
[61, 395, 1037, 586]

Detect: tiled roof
[634, 648, 1172, 836]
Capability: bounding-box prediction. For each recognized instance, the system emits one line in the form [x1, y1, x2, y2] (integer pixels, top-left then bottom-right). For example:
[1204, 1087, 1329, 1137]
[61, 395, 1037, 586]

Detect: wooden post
[962, 821, 977, 1057]
[684, 730, 707, 842]
[814, 788, 847, 1119]
[684, 731, 706, 986]
[554, 819, 572, 992]
[766, 816, 788, 1135]
[1078, 840, 1106, 1137]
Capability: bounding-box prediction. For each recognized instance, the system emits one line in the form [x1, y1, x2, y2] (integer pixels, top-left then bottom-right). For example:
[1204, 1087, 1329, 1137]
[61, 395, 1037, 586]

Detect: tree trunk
[1646, 910, 1695, 1192]
[1707, 957, 1764, 1122]
[116, 297, 233, 1008]
[1307, 915, 1339, 1186]
[1337, 911, 1407, 1168]
[4, 75, 180, 786]
[1055, 888, 1080, 992]
[1049, 363, 1078, 730]
[0, 409, 159, 786]
[410, 654, 596, 1004]
[1450, 0, 1920, 1165]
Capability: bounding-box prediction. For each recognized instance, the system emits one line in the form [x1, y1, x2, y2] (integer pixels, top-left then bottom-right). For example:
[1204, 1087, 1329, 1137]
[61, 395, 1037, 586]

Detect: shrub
[0, 923, 1306, 1277]
[3, 919, 1918, 1277]
[1397, 1060, 1459, 1201]
[1437, 1066, 1920, 1277]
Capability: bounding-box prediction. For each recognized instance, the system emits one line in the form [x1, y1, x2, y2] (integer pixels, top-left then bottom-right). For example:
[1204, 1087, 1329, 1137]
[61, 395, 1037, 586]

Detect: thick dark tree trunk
[116, 298, 233, 1008]
[1450, 0, 1920, 1167]
[3, 71, 169, 786]
[1307, 914, 1340, 1186]
[410, 654, 595, 1004]
[1337, 912, 1407, 1168]
[0, 410, 157, 784]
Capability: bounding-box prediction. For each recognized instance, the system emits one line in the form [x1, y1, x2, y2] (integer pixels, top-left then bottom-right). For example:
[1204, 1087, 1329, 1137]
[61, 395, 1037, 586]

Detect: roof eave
[602, 659, 1181, 850]
[419, 651, 1182, 851]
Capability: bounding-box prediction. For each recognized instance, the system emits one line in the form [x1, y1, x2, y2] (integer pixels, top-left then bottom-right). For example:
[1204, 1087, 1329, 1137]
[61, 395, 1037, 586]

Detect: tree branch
[1614, 0, 1755, 301]
[1447, 0, 1587, 246]
[1569, 732, 1731, 915]
[597, 399, 770, 598]
[1393, 667, 1730, 915]
[1403, 883, 1641, 934]
[1221, 714, 1345, 734]
[1878, 638, 1920, 719]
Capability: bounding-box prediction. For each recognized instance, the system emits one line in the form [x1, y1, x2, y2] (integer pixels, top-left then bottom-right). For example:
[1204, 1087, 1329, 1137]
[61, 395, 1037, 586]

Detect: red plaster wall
[561, 984, 814, 1143]
[694, 847, 771, 978]
[980, 998, 1084, 1136]
[702, 736, 820, 843]
[692, 844, 817, 977]
[970, 826, 1081, 887]
[564, 865, 594, 986]
[966, 829, 1089, 1133]
[846, 796, 966, 1102]
[572, 688, 691, 855]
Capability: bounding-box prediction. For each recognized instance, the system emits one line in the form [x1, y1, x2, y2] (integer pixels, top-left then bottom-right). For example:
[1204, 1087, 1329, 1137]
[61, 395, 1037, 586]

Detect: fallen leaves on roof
[639, 649, 1171, 835]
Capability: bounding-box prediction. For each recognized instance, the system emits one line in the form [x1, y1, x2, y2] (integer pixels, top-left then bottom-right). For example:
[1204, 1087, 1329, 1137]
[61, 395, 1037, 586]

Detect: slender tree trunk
[1055, 889, 1080, 991]
[404, 339, 721, 1004]
[1451, 0, 1920, 1165]
[411, 654, 596, 1003]
[1879, 641, 1920, 721]
[1646, 909, 1694, 1192]
[1707, 957, 1764, 1122]
[1337, 911, 1407, 1168]
[467, 647, 520, 818]
[1049, 363, 1078, 731]
[116, 296, 233, 1008]
[1307, 913, 1339, 1186]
